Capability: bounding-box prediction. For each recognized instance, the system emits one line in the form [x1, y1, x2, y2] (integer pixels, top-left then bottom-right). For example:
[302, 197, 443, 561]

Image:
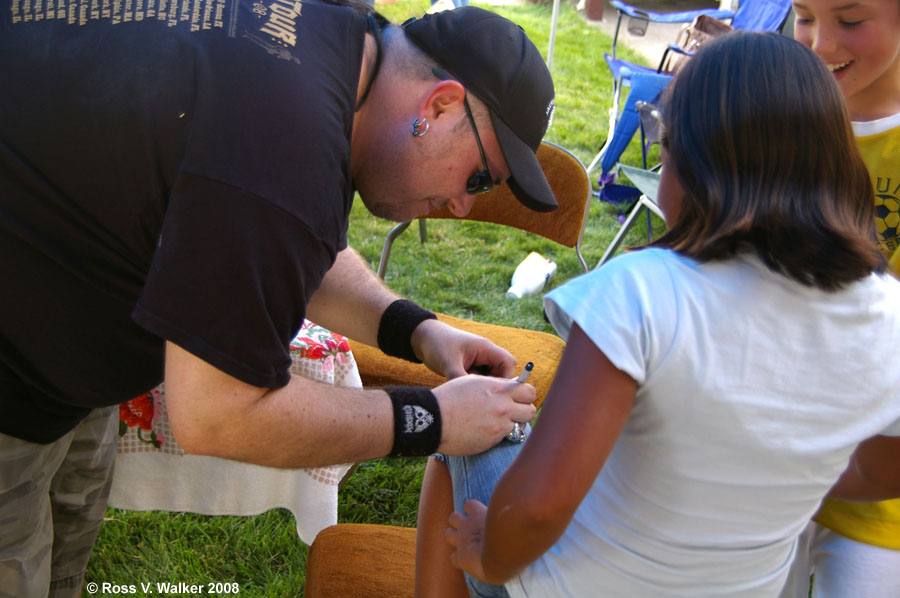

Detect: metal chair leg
[377, 221, 412, 279]
[596, 195, 663, 268]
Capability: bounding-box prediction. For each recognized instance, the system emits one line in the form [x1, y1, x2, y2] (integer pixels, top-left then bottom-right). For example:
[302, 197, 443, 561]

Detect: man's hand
[432, 374, 536, 455]
[411, 318, 516, 379]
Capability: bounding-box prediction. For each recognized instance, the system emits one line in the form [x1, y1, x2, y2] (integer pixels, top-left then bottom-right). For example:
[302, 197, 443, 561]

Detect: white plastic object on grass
[507, 252, 557, 299]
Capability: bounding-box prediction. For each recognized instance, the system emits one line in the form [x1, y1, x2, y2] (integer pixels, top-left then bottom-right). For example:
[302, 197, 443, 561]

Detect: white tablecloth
[109, 321, 357, 544]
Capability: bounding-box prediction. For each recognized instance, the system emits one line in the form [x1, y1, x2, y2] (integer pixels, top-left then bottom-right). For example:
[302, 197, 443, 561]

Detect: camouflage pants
[0, 406, 117, 598]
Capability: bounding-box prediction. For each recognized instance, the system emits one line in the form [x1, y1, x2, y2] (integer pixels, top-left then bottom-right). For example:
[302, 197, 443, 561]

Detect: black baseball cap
[402, 7, 557, 212]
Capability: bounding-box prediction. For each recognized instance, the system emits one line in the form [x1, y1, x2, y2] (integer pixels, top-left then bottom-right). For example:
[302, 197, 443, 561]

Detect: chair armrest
[665, 43, 693, 57]
[657, 43, 694, 71]
[610, 0, 652, 20]
[611, 0, 733, 23]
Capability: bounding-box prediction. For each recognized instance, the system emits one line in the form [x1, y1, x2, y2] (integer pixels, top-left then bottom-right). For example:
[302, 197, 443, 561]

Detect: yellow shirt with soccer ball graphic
[855, 115, 900, 276]
[813, 115, 900, 550]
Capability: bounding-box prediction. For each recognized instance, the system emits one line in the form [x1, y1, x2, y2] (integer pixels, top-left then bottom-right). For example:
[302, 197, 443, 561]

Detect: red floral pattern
[120, 393, 153, 430]
[289, 322, 352, 374]
[119, 390, 163, 448]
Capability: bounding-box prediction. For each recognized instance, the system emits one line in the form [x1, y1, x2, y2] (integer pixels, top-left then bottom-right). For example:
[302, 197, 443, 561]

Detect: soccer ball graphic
[875, 194, 900, 242]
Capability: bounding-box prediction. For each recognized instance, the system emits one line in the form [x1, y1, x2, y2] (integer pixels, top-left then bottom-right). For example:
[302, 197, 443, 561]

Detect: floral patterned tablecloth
[109, 321, 357, 544]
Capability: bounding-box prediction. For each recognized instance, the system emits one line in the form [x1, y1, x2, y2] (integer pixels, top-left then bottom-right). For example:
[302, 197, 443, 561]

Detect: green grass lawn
[86, 1, 665, 595]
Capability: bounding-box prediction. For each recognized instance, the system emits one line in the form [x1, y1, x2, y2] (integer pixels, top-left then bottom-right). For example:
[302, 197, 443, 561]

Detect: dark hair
[652, 32, 884, 290]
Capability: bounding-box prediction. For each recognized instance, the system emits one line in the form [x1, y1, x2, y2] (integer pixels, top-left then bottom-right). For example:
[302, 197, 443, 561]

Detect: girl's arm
[447, 323, 637, 584]
[826, 435, 900, 501]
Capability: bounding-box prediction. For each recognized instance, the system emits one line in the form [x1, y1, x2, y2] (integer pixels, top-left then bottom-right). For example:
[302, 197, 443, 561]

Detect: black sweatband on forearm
[386, 386, 442, 457]
[377, 299, 437, 363]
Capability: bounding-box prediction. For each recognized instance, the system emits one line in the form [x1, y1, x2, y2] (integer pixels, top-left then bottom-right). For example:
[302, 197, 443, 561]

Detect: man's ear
[417, 79, 465, 123]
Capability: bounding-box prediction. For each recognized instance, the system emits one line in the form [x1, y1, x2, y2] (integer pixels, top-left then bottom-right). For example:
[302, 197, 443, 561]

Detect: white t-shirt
[511, 249, 900, 598]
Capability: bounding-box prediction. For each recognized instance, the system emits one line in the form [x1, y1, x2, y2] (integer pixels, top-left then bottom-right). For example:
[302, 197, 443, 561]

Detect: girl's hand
[445, 499, 489, 581]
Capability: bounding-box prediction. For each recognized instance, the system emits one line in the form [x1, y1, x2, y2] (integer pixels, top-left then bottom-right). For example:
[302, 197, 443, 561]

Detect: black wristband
[377, 299, 437, 363]
[386, 386, 442, 457]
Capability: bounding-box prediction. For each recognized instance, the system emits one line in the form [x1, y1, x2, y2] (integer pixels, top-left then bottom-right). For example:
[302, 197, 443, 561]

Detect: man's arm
[827, 435, 900, 502]
[163, 341, 392, 467]
[163, 245, 538, 467]
[163, 341, 537, 468]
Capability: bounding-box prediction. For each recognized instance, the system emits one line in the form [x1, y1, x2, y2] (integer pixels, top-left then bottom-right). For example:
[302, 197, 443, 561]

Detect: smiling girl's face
[793, 0, 900, 120]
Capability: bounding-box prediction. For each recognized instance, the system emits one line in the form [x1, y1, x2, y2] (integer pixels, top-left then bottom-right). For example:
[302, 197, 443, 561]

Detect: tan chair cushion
[305, 524, 417, 598]
[351, 313, 564, 410]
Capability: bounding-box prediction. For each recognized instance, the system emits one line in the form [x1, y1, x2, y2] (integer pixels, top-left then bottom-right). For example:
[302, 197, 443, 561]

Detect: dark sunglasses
[432, 68, 494, 195]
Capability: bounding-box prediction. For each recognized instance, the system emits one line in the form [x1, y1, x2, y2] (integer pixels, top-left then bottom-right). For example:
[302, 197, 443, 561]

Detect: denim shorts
[434, 425, 530, 598]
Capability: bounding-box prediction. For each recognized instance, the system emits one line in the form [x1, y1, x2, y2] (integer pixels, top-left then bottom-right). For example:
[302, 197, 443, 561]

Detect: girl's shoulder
[546, 248, 682, 312]
[550, 248, 703, 312]
[600, 247, 694, 275]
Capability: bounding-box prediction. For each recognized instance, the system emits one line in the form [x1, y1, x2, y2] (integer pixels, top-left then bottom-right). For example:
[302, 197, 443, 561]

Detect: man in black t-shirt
[0, 3, 556, 594]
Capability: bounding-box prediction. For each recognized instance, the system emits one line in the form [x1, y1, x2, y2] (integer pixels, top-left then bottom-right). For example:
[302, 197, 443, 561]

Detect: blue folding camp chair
[590, 67, 670, 181]
[588, 66, 669, 238]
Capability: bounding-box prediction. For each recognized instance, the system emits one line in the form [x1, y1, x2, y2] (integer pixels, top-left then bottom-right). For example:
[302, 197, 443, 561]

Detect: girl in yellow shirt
[786, 0, 900, 595]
